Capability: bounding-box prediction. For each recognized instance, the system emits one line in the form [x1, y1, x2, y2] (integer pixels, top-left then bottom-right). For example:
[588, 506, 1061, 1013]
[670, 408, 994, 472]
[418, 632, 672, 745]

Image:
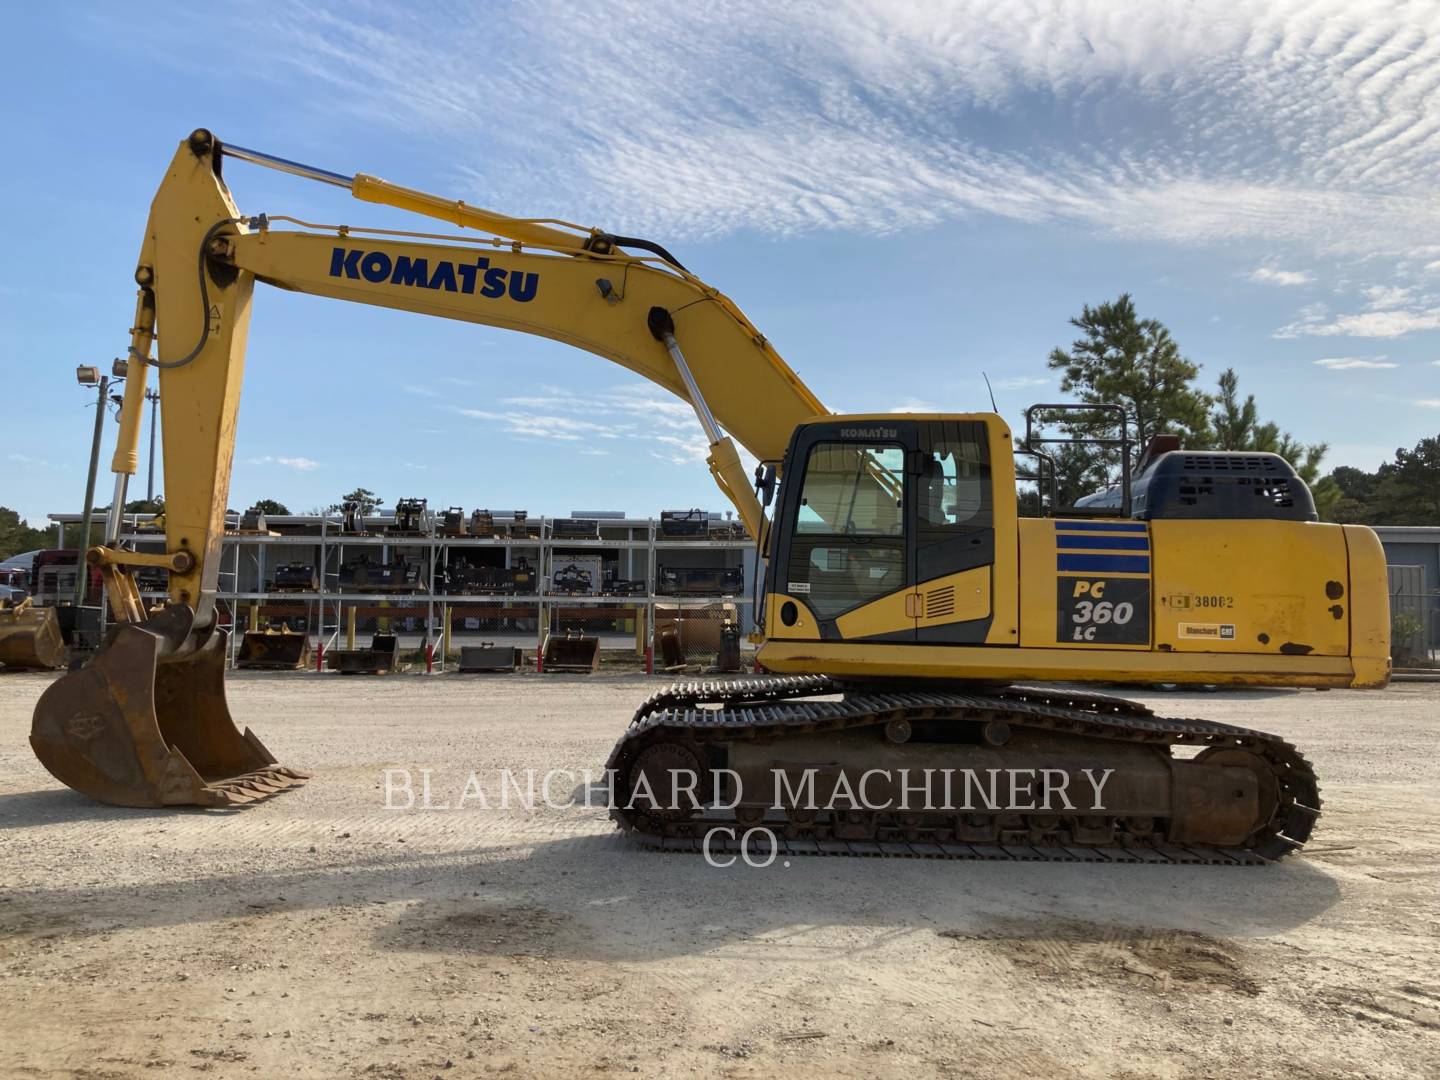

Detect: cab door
[771, 421, 917, 642]
[912, 420, 995, 642]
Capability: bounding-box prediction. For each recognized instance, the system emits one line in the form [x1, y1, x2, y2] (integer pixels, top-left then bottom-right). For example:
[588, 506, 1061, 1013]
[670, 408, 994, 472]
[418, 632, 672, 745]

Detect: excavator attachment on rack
[543, 629, 601, 673]
[0, 598, 66, 670]
[327, 633, 401, 675]
[30, 605, 308, 807]
[236, 625, 312, 670]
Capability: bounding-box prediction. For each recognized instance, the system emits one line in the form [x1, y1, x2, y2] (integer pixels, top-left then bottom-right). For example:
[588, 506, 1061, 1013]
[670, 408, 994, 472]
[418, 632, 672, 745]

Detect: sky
[3, 0, 1440, 525]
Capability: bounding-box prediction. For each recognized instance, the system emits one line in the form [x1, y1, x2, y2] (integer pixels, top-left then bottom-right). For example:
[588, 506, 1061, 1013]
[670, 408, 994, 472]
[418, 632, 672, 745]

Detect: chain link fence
[653, 602, 743, 673]
[1389, 565, 1437, 667]
[1390, 591, 1438, 666]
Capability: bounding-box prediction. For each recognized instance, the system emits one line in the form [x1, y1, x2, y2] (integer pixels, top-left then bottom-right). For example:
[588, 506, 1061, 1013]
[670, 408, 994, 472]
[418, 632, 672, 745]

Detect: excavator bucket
[29, 605, 307, 807]
[542, 629, 601, 673]
[457, 642, 524, 673]
[236, 626, 311, 670]
[0, 599, 66, 670]
[327, 633, 400, 675]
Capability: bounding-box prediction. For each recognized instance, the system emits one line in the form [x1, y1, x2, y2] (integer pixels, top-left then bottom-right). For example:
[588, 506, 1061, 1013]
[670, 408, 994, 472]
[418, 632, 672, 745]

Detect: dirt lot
[2, 671, 1437, 1079]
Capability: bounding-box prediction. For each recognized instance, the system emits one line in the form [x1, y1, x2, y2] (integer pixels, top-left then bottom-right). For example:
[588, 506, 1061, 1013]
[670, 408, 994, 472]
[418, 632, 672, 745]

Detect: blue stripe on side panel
[1053, 520, 1149, 533]
[1057, 553, 1151, 573]
[1056, 534, 1150, 551]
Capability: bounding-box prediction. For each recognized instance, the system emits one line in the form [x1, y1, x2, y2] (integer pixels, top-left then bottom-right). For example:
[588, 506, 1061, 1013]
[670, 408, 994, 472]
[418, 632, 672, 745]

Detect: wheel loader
[30, 131, 1388, 861]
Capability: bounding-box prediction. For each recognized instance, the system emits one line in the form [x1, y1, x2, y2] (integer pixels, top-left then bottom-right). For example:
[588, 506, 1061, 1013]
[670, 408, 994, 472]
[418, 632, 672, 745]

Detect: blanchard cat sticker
[1178, 622, 1236, 640]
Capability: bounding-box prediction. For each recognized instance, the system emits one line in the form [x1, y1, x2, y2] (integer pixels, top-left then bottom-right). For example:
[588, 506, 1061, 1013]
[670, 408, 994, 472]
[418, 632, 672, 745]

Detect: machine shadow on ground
[1, 823, 1343, 963]
[0, 788, 243, 828]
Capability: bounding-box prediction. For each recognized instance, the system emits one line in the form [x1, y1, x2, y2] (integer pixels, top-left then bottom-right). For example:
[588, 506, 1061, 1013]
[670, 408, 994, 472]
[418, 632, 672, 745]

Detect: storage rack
[49, 511, 756, 674]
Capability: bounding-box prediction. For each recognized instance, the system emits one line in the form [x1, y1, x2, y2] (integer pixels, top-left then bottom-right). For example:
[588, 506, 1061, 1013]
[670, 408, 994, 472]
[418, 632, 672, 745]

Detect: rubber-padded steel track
[607, 677, 1321, 865]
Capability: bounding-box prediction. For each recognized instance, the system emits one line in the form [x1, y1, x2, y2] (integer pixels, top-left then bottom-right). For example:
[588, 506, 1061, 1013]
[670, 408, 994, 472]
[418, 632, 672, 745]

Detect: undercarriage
[605, 676, 1320, 864]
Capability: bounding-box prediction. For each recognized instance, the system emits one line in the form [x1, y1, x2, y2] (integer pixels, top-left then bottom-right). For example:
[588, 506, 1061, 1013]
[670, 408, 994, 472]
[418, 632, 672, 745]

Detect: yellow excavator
[31, 130, 1389, 861]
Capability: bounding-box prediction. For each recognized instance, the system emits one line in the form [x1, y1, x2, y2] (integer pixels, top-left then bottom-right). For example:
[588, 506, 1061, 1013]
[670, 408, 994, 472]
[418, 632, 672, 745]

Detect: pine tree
[1210, 369, 1257, 451]
[1047, 294, 1213, 468]
[331, 488, 382, 514]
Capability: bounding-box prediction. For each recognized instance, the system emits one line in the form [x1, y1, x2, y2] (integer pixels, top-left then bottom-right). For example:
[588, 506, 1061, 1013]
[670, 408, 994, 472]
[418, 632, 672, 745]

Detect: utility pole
[145, 388, 160, 503]
[73, 366, 112, 608]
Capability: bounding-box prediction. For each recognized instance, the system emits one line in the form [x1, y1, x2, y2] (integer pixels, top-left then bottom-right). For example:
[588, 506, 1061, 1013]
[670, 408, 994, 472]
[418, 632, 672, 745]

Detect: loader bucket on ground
[327, 633, 400, 674]
[29, 605, 307, 807]
[458, 643, 523, 672]
[0, 602, 66, 670]
[543, 629, 600, 673]
[236, 627, 311, 670]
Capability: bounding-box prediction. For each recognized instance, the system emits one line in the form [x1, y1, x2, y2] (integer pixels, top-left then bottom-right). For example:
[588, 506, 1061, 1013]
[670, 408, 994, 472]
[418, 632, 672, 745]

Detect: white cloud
[992, 375, 1052, 391]
[248, 455, 319, 471]
[9, 453, 60, 469]
[650, 433, 710, 466]
[1313, 357, 1399, 370]
[451, 407, 604, 441]
[1362, 285, 1414, 309]
[888, 399, 940, 413]
[1249, 267, 1312, 287]
[499, 386, 696, 432]
[133, 3, 1440, 268]
[450, 384, 717, 468]
[1419, 400, 1440, 408]
[1279, 309, 1440, 339]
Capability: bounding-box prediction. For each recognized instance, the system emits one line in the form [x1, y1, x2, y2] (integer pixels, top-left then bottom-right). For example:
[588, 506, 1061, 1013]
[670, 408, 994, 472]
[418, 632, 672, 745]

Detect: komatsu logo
[329, 247, 539, 303]
[839, 426, 899, 440]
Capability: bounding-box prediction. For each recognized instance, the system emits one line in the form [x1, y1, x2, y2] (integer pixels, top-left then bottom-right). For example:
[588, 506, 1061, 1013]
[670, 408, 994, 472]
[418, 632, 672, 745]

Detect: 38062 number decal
[1056, 577, 1150, 646]
[1192, 594, 1234, 608]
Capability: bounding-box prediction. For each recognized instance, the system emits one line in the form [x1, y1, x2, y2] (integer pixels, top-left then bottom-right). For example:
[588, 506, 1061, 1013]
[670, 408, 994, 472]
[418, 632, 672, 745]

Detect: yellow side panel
[916, 566, 991, 631]
[1343, 524, 1391, 687]
[829, 566, 994, 640]
[764, 593, 821, 640]
[834, 587, 912, 640]
[1018, 519, 1051, 647]
[1151, 521, 1349, 656]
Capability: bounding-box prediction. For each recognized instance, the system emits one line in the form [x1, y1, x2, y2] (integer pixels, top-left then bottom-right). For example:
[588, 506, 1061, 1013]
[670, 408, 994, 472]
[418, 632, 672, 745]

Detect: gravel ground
[2, 670, 1437, 1078]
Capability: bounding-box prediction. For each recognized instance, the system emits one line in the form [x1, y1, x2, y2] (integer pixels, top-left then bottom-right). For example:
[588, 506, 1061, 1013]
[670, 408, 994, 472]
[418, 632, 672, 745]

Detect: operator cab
[763, 414, 1013, 644]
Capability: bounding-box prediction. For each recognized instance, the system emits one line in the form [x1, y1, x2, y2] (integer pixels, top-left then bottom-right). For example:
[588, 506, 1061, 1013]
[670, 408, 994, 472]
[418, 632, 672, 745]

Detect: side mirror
[753, 464, 777, 508]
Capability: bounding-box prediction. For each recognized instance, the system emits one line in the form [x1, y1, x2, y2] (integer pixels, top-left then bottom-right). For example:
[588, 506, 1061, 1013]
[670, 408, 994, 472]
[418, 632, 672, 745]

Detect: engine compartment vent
[925, 585, 955, 619]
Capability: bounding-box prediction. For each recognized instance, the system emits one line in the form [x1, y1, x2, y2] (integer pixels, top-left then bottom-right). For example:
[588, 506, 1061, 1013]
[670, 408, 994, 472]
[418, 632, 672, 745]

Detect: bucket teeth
[204, 769, 308, 805]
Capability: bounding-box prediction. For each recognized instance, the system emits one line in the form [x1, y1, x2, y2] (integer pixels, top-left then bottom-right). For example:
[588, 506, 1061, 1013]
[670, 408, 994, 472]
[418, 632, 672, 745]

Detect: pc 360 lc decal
[1056, 576, 1150, 645]
[329, 247, 539, 302]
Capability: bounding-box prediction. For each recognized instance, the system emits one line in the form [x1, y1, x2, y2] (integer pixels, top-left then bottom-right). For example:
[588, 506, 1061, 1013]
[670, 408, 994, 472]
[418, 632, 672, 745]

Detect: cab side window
[917, 422, 993, 580]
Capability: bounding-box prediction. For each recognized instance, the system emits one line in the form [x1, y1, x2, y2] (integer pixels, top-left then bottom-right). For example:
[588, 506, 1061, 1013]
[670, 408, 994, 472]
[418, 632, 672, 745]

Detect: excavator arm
[30, 129, 826, 808]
